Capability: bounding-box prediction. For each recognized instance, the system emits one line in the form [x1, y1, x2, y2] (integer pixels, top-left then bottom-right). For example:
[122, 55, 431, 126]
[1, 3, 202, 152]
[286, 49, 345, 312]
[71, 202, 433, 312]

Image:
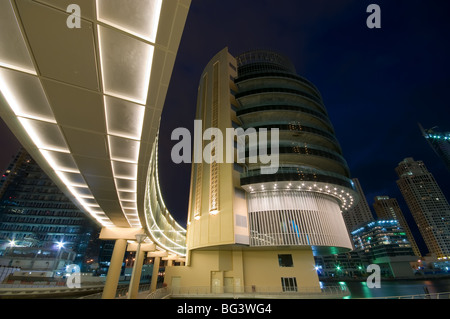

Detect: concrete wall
[164, 247, 321, 293]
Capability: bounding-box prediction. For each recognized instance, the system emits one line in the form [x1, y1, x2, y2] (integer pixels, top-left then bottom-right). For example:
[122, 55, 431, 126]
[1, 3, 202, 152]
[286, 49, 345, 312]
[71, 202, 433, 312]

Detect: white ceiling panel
[0, 0, 36, 74]
[63, 127, 108, 159]
[104, 95, 145, 140]
[83, 175, 115, 191]
[112, 161, 138, 180]
[42, 79, 105, 133]
[98, 25, 154, 105]
[56, 171, 87, 187]
[71, 186, 94, 198]
[73, 156, 113, 177]
[18, 117, 69, 152]
[0, 68, 54, 122]
[108, 135, 140, 163]
[39, 150, 79, 173]
[118, 191, 137, 202]
[97, 0, 162, 43]
[115, 178, 137, 192]
[16, 0, 100, 90]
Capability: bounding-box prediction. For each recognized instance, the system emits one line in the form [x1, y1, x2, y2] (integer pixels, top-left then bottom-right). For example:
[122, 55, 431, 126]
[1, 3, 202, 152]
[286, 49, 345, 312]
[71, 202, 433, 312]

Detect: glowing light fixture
[96, 0, 162, 43]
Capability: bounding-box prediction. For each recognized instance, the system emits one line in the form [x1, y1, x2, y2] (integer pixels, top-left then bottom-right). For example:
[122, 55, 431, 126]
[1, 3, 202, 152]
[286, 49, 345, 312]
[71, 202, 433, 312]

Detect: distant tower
[373, 196, 421, 257]
[0, 148, 99, 270]
[419, 124, 450, 172]
[396, 157, 450, 260]
[342, 178, 375, 232]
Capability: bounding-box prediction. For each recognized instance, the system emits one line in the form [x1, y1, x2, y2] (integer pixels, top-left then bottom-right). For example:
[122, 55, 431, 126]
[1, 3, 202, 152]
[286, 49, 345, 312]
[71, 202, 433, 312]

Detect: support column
[102, 238, 127, 299]
[150, 256, 161, 292]
[126, 242, 156, 298]
[99, 227, 145, 299]
[127, 247, 146, 299]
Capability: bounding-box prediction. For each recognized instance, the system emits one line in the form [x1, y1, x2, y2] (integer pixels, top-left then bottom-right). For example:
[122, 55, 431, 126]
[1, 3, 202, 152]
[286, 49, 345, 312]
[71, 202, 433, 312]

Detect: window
[278, 254, 293, 267]
[281, 277, 297, 292]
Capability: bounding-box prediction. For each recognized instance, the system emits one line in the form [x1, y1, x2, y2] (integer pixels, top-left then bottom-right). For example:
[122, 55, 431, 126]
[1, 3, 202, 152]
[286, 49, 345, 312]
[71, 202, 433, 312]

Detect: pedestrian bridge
[0, 0, 191, 298]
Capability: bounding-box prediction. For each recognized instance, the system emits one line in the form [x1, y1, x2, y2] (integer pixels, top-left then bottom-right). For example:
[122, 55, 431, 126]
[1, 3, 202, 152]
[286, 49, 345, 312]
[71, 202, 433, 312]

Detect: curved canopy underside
[0, 0, 190, 256]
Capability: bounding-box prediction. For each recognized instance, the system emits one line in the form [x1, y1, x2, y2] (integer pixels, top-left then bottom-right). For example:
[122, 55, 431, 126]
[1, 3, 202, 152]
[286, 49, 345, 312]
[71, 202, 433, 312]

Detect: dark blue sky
[156, 0, 450, 254]
[1, 0, 449, 255]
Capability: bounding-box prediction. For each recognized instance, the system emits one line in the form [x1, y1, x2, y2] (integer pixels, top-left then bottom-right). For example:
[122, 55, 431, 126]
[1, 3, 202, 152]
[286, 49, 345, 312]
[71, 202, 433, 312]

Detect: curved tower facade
[165, 48, 357, 296]
[235, 50, 356, 254]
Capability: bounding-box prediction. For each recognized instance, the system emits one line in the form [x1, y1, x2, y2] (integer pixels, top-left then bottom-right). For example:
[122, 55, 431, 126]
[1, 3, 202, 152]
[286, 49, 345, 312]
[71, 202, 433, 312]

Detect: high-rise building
[351, 220, 417, 277]
[165, 48, 358, 294]
[0, 148, 99, 272]
[396, 157, 450, 260]
[342, 178, 375, 232]
[419, 124, 450, 172]
[373, 196, 421, 257]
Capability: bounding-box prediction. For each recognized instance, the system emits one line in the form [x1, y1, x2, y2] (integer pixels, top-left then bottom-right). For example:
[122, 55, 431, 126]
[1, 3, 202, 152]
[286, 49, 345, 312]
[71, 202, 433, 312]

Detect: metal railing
[146, 286, 171, 299]
[372, 291, 450, 299]
[145, 285, 349, 299]
[78, 283, 152, 299]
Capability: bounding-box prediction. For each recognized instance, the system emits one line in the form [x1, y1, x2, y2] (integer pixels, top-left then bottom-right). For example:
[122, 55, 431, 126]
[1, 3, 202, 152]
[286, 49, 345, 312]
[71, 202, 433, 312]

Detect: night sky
[1, 0, 449, 255]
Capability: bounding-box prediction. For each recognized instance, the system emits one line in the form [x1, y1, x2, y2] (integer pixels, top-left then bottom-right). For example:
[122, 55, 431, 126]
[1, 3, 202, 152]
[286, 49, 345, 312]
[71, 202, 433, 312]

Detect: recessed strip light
[39, 150, 80, 173]
[65, 185, 113, 227]
[18, 118, 69, 153]
[55, 171, 88, 188]
[0, 69, 56, 123]
[0, 62, 36, 76]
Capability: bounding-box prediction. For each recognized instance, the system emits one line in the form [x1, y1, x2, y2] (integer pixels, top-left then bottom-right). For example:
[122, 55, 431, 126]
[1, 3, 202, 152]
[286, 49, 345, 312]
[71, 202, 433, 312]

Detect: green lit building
[419, 124, 450, 173]
[351, 220, 418, 277]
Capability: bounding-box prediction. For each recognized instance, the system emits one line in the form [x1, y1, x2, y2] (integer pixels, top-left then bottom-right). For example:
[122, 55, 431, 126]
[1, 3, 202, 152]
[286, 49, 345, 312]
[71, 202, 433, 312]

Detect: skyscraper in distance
[165, 48, 358, 294]
[0, 148, 100, 271]
[373, 196, 421, 257]
[419, 124, 450, 173]
[396, 157, 450, 260]
[342, 178, 375, 233]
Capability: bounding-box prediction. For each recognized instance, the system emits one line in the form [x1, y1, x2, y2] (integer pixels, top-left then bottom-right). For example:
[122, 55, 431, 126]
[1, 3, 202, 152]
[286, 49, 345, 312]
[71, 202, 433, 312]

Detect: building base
[164, 246, 322, 297]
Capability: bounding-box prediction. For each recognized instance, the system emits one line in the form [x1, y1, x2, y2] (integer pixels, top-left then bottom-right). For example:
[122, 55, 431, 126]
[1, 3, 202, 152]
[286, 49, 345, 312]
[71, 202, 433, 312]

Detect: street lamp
[127, 233, 147, 299]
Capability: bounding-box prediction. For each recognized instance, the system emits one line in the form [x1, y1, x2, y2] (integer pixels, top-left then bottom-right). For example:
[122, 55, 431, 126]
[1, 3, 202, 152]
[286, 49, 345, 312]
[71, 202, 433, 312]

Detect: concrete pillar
[150, 257, 161, 292]
[102, 238, 127, 299]
[127, 248, 146, 299]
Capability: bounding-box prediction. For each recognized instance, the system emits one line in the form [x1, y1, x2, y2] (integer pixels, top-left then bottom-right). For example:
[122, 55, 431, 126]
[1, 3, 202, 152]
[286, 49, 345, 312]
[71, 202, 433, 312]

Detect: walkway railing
[78, 283, 152, 299]
[145, 285, 349, 299]
[372, 291, 450, 299]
